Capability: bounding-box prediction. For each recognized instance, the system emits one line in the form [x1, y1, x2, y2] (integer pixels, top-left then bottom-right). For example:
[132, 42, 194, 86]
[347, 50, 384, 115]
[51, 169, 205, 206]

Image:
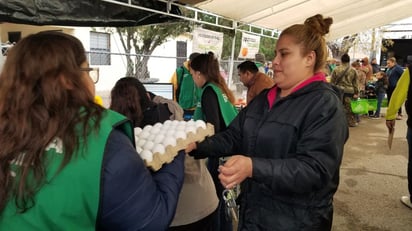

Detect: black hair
[237, 61, 259, 74]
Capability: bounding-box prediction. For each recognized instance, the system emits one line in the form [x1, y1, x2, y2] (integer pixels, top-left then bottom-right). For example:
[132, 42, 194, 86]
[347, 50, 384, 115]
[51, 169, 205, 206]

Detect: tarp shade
[193, 0, 412, 41]
[0, 0, 181, 27]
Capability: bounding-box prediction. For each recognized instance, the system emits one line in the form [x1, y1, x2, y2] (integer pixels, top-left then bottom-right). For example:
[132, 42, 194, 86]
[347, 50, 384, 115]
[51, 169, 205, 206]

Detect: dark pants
[343, 93, 356, 126]
[375, 92, 385, 116]
[407, 127, 412, 202]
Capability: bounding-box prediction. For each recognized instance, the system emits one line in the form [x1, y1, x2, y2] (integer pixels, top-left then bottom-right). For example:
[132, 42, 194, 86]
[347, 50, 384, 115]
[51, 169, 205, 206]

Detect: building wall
[0, 24, 194, 93]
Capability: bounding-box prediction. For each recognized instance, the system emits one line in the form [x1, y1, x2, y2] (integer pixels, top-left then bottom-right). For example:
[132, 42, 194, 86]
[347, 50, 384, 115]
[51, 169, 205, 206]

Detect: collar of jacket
[267, 72, 326, 108]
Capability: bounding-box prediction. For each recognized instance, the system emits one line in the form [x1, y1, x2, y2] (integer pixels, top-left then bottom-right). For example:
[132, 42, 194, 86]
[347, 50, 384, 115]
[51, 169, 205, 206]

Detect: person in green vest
[170, 52, 201, 120]
[0, 31, 185, 231]
[189, 52, 238, 231]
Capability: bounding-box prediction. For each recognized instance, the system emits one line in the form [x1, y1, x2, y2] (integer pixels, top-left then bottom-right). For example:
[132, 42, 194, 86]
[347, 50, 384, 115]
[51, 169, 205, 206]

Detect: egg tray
[143, 123, 214, 171]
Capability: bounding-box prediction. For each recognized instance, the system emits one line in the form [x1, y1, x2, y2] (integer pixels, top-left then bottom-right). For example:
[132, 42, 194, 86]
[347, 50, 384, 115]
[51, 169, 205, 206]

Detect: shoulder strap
[335, 66, 350, 85]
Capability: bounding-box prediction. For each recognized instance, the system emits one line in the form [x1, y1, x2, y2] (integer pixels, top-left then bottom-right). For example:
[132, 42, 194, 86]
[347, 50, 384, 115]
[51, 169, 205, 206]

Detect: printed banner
[192, 27, 224, 58]
[238, 32, 260, 59]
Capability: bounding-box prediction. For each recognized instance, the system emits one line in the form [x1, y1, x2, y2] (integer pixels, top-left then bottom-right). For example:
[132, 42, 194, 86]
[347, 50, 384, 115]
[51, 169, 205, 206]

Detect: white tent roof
[193, 0, 412, 40]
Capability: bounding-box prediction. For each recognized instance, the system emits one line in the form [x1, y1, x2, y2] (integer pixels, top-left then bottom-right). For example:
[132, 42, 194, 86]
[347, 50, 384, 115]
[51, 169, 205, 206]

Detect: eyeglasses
[80, 67, 99, 84]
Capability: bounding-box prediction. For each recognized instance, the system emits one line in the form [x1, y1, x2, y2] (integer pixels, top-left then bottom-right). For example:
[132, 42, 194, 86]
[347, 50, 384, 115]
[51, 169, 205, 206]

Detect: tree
[327, 34, 358, 59]
[111, 21, 190, 80]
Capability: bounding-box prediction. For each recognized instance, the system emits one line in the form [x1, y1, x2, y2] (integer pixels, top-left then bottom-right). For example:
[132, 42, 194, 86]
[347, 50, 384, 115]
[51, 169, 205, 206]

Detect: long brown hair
[0, 31, 102, 212]
[281, 14, 333, 73]
[190, 52, 236, 104]
[110, 77, 154, 127]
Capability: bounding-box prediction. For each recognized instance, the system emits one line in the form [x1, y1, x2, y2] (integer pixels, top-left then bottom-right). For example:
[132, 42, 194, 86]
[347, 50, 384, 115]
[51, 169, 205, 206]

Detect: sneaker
[371, 116, 380, 120]
[396, 115, 403, 120]
[400, 196, 412, 209]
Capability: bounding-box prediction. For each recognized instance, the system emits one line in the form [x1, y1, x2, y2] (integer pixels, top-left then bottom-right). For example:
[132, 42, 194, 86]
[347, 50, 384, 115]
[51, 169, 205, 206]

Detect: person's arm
[188, 105, 245, 159]
[170, 70, 178, 102]
[98, 129, 185, 231]
[386, 68, 410, 120]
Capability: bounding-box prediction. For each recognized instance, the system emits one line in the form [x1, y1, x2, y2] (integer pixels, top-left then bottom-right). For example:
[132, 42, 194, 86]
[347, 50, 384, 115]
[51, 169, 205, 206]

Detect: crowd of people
[0, 12, 410, 231]
[328, 53, 407, 127]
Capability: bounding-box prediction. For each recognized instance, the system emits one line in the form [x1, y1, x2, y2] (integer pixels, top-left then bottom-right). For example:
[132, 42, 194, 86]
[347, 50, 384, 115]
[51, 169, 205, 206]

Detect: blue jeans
[375, 92, 385, 116]
[407, 127, 412, 201]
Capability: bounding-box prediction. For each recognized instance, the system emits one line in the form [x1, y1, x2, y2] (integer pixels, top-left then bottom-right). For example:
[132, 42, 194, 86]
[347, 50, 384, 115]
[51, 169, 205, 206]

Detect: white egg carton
[134, 120, 214, 171]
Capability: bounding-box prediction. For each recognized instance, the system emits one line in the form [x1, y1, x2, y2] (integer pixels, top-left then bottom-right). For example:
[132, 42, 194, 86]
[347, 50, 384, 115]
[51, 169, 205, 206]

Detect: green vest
[193, 83, 238, 126]
[0, 110, 133, 231]
[176, 66, 201, 110]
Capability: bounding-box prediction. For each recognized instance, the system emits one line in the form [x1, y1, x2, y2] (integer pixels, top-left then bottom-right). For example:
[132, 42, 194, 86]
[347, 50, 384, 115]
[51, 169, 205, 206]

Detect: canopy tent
[0, 0, 181, 27]
[191, 0, 412, 41]
[1, 0, 411, 41]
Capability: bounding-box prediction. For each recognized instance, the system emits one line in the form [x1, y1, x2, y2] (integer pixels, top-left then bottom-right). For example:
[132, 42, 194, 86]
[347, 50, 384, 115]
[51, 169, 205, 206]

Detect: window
[176, 41, 187, 67]
[89, 32, 110, 65]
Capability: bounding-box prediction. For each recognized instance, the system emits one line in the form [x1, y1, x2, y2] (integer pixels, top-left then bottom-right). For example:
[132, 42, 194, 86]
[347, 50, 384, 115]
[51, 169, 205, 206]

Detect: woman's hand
[386, 119, 395, 133]
[185, 142, 197, 153]
[218, 155, 252, 189]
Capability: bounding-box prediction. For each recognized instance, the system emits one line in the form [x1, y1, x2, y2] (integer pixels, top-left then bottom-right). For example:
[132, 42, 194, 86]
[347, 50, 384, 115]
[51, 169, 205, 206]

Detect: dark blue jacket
[192, 81, 348, 230]
[387, 64, 404, 89]
[98, 129, 185, 231]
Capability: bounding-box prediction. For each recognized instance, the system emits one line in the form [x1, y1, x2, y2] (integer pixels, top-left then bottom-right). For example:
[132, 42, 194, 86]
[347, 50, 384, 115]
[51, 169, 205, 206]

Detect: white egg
[143, 125, 153, 132]
[139, 130, 150, 139]
[176, 125, 186, 131]
[163, 137, 176, 147]
[136, 146, 143, 154]
[186, 120, 195, 127]
[163, 120, 172, 126]
[154, 134, 165, 144]
[175, 130, 187, 139]
[150, 127, 160, 135]
[178, 120, 187, 126]
[148, 134, 156, 141]
[166, 130, 175, 137]
[153, 122, 163, 129]
[136, 139, 147, 148]
[140, 149, 153, 162]
[185, 125, 196, 134]
[171, 120, 179, 126]
[143, 141, 155, 150]
[134, 127, 143, 136]
[152, 144, 165, 154]
[195, 120, 206, 129]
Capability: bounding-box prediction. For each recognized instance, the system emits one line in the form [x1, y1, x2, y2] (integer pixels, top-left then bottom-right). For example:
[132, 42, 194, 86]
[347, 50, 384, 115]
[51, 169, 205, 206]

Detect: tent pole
[227, 27, 237, 89]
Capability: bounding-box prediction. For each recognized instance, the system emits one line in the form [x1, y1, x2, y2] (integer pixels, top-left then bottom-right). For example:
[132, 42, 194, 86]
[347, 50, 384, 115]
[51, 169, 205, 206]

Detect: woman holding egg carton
[186, 15, 348, 230]
[110, 77, 219, 231]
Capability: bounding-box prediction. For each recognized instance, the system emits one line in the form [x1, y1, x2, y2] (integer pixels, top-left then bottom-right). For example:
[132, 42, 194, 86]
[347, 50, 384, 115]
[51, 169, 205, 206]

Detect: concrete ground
[332, 111, 412, 230]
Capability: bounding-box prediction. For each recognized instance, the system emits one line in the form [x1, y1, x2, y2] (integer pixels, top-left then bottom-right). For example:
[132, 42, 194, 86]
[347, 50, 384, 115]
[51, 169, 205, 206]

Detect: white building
[0, 23, 193, 95]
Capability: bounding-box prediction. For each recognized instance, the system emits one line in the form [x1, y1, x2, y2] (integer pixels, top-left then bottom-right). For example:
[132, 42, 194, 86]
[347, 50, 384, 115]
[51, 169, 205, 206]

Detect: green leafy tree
[107, 9, 278, 80]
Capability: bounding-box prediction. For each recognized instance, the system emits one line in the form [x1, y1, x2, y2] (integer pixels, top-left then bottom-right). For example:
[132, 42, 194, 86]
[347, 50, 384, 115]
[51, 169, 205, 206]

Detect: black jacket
[192, 81, 348, 230]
